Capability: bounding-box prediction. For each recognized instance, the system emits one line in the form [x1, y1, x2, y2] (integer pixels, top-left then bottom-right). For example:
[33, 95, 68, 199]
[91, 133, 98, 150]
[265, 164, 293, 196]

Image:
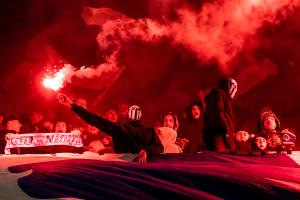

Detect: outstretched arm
[57, 94, 119, 136]
[57, 93, 74, 108]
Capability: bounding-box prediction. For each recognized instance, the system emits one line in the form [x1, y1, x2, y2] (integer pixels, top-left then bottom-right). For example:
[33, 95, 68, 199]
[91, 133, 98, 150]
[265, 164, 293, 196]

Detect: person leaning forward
[57, 93, 163, 162]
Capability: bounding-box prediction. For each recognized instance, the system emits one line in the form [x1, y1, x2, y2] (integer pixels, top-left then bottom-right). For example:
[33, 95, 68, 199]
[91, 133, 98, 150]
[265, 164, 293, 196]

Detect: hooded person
[109, 104, 144, 154]
[257, 107, 280, 136]
[257, 107, 282, 152]
[160, 112, 179, 131]
[179, 100, 205, 153]
[57, 94, 163, 162]
[160, 112, 186, 151]
[257, 107, 281, 136]
[203, 78, 237, 153]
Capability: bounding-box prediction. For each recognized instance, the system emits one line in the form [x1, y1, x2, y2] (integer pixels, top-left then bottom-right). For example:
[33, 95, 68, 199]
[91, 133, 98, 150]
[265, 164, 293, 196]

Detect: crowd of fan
[0, 78, 296, 162]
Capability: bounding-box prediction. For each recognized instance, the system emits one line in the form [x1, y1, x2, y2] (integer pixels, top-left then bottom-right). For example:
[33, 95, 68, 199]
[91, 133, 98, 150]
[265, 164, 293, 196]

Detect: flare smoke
[94, 0, 300, 72]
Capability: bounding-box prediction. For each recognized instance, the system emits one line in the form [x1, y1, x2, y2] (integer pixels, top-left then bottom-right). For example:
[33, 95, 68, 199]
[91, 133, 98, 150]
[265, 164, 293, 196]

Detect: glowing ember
[42, 68, 67, 91]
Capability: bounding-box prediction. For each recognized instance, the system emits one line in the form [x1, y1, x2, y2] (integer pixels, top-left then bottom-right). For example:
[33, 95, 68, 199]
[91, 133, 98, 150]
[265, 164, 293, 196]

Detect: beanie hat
[128, 105, 142, 121]
[257, 108, 280, 133]
[218, 78, 238, 99]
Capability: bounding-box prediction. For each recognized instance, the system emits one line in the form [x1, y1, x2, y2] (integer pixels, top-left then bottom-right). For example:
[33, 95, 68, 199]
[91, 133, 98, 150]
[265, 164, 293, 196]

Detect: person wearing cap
[57, 93, 163, 162]
[253, 107, 296, 154]
[256, 107, 282, 153]
[203, 78, 237, 153]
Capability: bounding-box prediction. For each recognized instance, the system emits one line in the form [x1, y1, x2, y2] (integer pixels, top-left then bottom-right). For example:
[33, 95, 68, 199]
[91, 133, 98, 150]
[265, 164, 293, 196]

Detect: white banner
[5, 132, 83, 150]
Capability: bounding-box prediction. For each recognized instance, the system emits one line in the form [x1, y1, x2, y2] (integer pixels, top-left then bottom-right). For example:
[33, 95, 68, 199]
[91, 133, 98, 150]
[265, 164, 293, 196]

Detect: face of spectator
[43, 121, 54, 132]
[163, 114, 175, 130]
[263, 116, 277, 132]
[87, 124, 99, 135]
[235, 131, 250, 143]
[54, 121, 67, 133]
[6, 120, 22, 133]
[191, 105, 201, 119]
[106, 109, 118, 123]
[255, 137, 267, 150]
[75, 98, 87, 109]
[31, 112, 43, 125]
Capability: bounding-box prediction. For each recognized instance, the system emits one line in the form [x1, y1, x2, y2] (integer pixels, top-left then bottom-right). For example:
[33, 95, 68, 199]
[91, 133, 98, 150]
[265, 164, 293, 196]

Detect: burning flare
[42, 51, 122, 91]
[42, 65, 74, 91]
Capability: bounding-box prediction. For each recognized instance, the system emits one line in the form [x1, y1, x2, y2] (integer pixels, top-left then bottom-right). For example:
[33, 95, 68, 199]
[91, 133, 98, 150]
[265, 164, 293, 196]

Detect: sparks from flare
[42, 67, 67, 91]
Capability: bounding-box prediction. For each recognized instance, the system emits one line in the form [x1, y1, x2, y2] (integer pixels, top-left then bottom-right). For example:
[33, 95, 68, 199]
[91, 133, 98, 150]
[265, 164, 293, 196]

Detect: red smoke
[47, 0, 299, 90]
[42, 50, 123, 91]
[88, 0, 300, 73]
[1, 0, 300, 136]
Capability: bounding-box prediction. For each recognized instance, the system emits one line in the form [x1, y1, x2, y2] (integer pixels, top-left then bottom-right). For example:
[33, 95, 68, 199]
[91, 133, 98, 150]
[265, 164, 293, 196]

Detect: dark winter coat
[203, 88, 235, 150]
[71, 104, 163, 155]
[180, 101, 205, 153]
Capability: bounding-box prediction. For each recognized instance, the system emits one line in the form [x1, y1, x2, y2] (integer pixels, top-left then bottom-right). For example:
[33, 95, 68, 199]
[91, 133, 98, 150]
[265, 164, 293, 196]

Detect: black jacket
[71, 104, 163, 155]
[203, 88, 235, 150]
[180, 118, 204, 153]
[179, 101, 205, 153]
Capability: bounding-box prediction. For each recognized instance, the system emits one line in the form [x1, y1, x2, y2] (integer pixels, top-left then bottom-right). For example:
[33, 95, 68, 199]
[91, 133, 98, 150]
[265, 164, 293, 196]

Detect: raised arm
[57, 93, 119, 136]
